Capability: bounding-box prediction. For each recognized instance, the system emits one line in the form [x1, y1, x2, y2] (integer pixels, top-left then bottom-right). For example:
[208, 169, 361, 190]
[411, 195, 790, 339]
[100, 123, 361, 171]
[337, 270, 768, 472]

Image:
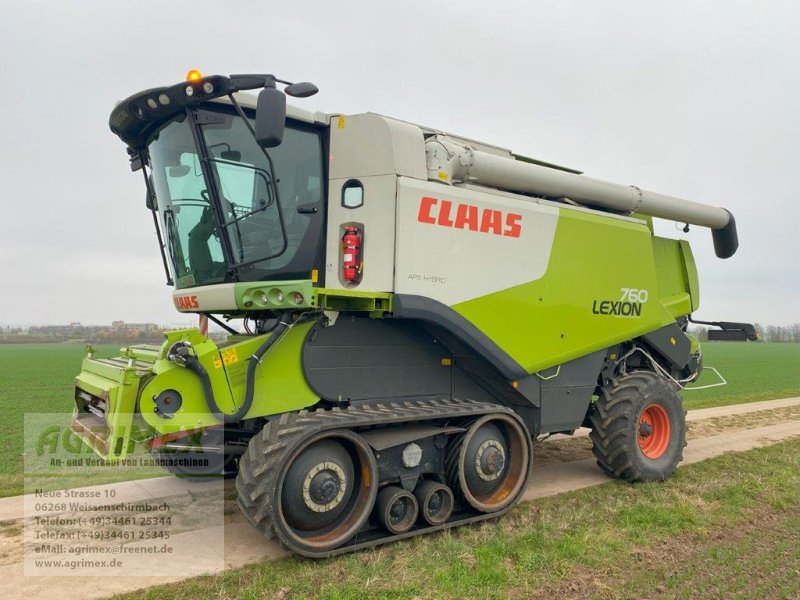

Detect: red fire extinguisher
[342, 226, 362, 282]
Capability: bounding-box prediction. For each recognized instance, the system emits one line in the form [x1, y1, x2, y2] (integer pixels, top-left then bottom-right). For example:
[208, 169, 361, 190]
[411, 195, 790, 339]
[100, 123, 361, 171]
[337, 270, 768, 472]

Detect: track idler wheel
[376, 486, 419, 534]
[275, 430, 377, 554]
[414, 480, 454, 526]
[447, 414, 531, 513]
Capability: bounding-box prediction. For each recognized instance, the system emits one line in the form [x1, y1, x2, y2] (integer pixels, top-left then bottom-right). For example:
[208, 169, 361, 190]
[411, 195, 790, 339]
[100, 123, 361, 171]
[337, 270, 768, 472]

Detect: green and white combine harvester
[72, 70, 756, 557]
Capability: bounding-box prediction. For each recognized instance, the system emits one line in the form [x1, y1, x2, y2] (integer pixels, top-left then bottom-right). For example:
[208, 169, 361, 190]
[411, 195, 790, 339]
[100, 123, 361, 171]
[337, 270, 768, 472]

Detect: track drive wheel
[237, 426, 378, 556]
[590, 370, 687, 482]
[446, 414, 532, 513]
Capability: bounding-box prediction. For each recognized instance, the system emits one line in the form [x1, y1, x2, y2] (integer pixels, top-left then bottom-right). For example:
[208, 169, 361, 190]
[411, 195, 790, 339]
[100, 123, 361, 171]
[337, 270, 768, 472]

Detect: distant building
[111, 321, 160, 332]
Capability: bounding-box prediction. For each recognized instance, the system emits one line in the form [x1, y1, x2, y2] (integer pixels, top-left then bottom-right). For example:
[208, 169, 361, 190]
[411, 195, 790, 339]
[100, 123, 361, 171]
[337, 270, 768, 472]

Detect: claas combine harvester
[71, 70, 756, 557]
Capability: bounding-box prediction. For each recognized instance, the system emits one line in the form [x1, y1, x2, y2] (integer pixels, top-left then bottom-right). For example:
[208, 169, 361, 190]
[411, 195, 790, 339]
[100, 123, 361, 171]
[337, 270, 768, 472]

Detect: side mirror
[168, 165, 191, 177]
[220, 150, 242, 162]
[285, 82, 319, 98]
[145, 189, 157, 211]
[255, 86, 286, 148]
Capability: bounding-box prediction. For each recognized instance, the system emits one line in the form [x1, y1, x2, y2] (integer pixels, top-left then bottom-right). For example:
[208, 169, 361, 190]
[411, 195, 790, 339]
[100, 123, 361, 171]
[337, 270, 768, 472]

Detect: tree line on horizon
[689, 323, 800, 343]
[1, 322, 798, 344]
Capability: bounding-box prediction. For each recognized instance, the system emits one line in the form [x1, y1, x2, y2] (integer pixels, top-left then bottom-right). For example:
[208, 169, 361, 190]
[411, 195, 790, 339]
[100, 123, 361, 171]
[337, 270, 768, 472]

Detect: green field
[681, 342, 800, 409]
[0, 343, 120, 497]
[0, 342, 797, 497]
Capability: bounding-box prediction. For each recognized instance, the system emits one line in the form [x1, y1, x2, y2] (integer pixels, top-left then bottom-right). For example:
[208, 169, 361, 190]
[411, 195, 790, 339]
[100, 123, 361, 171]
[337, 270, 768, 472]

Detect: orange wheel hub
[638, 404, 671, 459]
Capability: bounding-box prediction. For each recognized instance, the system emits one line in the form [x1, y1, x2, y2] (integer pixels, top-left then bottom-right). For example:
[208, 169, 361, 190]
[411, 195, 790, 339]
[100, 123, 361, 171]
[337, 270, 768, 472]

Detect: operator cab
[110, 72, 327, 291]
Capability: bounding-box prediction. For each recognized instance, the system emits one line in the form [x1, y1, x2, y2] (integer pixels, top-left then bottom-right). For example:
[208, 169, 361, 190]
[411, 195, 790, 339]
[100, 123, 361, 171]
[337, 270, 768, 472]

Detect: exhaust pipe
[425, 137, 738, 258]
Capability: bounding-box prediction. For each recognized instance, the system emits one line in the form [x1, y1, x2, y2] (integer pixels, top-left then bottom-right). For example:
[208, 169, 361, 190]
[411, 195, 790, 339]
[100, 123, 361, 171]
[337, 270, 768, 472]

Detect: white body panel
[394, 178, 559, 306]
[324, 174, 398, 291]
[172, 283, 236, 312]
[324, 113, 427, 291]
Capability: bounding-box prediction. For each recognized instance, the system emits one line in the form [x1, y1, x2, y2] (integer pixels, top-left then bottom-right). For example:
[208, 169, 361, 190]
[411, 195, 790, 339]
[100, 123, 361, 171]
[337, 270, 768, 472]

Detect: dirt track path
[1, 397, 798, 600]
[545, 395, 800, 441]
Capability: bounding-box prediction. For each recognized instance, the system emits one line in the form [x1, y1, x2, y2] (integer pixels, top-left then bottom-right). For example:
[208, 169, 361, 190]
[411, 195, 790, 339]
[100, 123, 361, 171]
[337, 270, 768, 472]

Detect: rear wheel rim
[638, 403, 671, 459]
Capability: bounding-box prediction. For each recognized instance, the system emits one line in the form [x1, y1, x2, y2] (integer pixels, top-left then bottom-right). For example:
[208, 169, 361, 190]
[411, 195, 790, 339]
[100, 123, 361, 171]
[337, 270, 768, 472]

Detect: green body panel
[233, 280, 393, 315]
[235, 280, 315, 310]
[315, 288, 392, 316]
[454, 208, 697, 374]
[73, 351, 154, 461]
[137, 330, 238, 433]
[679, 240, 700, 312]
[137, 323, 318, 433]
[73, 323, 320, 459]
[687, 333, 701, 355]
[220, 321, 318, 419]
[650, 237, 691, 318]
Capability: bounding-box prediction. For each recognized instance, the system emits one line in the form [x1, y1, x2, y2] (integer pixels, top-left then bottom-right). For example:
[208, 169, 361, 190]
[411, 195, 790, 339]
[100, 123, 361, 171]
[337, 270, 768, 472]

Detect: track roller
[414, 480, 454, 526]
[447, 413, 531, 513]
[376, 486, 419, 534]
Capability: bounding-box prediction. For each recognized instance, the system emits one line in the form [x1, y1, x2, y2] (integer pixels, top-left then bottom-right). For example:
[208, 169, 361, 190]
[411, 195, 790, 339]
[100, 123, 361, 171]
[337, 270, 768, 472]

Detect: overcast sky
[1, 0, 797, 326]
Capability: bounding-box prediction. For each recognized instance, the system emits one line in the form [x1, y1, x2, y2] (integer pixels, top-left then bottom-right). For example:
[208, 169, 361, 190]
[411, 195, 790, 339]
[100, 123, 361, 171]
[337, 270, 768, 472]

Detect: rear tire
[589, 370, 686, 482]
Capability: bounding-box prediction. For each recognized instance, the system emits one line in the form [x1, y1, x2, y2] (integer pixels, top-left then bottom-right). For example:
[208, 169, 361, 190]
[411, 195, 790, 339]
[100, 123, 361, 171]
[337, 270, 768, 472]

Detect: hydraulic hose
[240, 311, 293, 421]
[171, 311, 293, 424]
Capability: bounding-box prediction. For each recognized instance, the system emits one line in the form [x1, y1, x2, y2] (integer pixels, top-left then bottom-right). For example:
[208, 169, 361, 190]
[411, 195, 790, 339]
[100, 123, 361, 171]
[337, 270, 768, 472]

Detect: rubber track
[589, 371, 687, 482]
[236, 397, 528, 557]
[444, 417, 479, 506]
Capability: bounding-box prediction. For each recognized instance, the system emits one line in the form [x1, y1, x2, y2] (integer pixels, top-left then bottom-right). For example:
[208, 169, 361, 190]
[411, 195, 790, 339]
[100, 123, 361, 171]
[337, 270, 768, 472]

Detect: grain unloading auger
[71, 70, 756, 557]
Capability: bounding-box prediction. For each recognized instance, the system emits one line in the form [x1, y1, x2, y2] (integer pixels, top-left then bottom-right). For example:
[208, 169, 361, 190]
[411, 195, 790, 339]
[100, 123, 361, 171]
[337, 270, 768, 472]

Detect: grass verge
[117, 438, 800, 600]
[614, 511, 800, 599]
